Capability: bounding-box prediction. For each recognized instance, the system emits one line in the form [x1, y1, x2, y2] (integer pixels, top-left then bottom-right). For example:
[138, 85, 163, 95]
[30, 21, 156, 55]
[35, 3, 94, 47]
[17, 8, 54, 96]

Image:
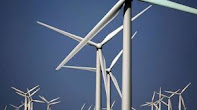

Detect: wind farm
[1, 0, 197, 110]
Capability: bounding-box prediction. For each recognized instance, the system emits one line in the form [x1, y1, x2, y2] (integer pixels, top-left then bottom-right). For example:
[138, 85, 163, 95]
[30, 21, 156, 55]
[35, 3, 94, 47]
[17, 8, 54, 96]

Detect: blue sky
[0, 0, 197, 110]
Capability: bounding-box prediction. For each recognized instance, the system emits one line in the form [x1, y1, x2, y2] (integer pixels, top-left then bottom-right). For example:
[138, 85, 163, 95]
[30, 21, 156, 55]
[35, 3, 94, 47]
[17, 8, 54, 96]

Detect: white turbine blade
[62, 66, 96, 72]
[181, 96, 186, 110]
[30, 88, 40, 97]
[109, 50, 123, 70]
[181, 82, 191, 93]
[11, 87, 25, 94]
[98, 50, 108, 96]
[19, 103, 24, 108]
[109, 72, 122, 98]
[152, 92, 155, 101]
[9, 104, 17, 108]
[28, 85, 39, 93]
[49, 97, 60, 103]
[131, 107, 136, 110]
[39, 96, 48, 103]
[37, 21, 97, 47]
[155, 92, 167, 98]
[132, 5, 152, 21]
[169, 89, 180, 98]
[139, 0, 197, 14]
[88, 105, 92, 110]
[100, 5, 151, 47]
[33, 100, 44, 103]
[131, 31, 137, 39]
[100, 25, 123, 46]
[141, 103, 150, 106]
[165, 90, 179, 94]
[161, 101, 168, 106]
[111, 100, 116, 108]
[55, 0, 124, 70]
[50, 101, 61, 105]
[16, 92, 26, 97]
[153, 103, 159, 110]
[81, 103, 86, 110]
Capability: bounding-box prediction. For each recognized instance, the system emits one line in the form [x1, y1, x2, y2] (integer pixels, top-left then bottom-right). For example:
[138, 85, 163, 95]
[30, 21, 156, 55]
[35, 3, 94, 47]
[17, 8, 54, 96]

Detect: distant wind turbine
[156, 89, 180, 110]
[11, 85, 39, 110]
[166, 83, 191, 110]
[39, 96, 60, 110]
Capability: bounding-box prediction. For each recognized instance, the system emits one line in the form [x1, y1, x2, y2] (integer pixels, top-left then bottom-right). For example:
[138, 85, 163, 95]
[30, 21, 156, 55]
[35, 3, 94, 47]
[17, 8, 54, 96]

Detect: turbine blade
[181, 82, 191, 93]
[109, 72, 122, 98]
[161, 101, 168, 106]
[109, 50, 123, 70]
[50, 101, 61, 105]
[28, 85, 39, 93]
[165, 90, 179, 94]
[141, 103, 150, 106]
[131, 31, 137, 39]
[132, 5, 152, 21]
[39, 96, 48, 103]
[131, 107, 136, 110]
[111, 100, 116, 108]
[30, 88, 40, 97]
[62, 66, 96, 72]
[11, 87, 25, 94]
[152, 92, 155, 101]
[81, 103, 86, 110]
[98, 50, 108, 96]
[100, 4, 151, 47]
[181, 96, 186, 110]
[55, 0, 124, 70]
[169, 89, 180, 98]
[49, 97, 60, 103]
[9, 104, 17, 108]
[88, 105, 92, 110]
[100, 25, 123, 46]
[139, 0, 197, 14]
[33, 100, 44, 103]
[37, 21, 97, 47]
[16, 92, 26, 97]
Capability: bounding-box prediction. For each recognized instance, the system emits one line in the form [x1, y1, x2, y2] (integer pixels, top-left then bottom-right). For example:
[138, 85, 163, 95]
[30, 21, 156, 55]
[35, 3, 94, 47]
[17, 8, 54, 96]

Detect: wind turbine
[26, 88, 43, 110]
[39, 96, 61, 110]
[165, 83, 191, 110]
[141, 92, 164, 110]
[81, 103, 86, 110]
[37, 5, 149, 110]
[11, 85, 39, 110]
[156, 89, 180, 110]
[10, 102, 24, 110]
[63, 31, 136, 110]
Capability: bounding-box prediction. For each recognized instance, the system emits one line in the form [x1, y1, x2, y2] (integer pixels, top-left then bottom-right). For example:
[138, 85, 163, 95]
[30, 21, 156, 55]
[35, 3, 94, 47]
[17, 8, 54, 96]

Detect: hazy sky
[0, 0, 197, 110]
